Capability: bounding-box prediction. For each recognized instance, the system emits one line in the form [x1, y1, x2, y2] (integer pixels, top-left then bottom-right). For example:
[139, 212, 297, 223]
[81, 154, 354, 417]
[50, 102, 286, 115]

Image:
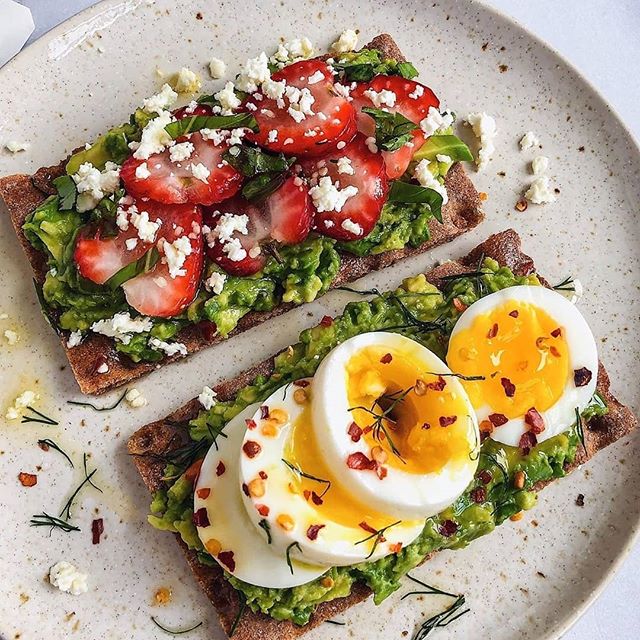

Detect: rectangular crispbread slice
[0, 34, 483, 395]
[127, 228, 638, 640]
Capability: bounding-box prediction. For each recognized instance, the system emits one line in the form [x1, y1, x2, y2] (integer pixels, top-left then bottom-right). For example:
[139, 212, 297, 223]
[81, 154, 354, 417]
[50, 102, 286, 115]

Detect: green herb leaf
[241, 172, 286, 202]
[354, 520, 402, 559]
[21, 406, 59, 426]
[258, 518, 272, 544]
[285, 541, 302, 574]
[104, 247, 159, 290]
[361, 107, 417, 152]
[282, 459, 331, 497]
[53, 175, 77, 210]
[150, 617, 203, 635]
[387, 181, 443, 223]
[165, 113, 258, 139]
[37, 439, 74, 467]
[59, 453, 103, 521]
[67, 388, 128, 412]
[413, 134, 473, 164]
[223, 145, 294, 177]
[396, 61, 419, 79]
[30, 513, 81, 533]
[401, 574, 459, 600]
[333, 49, 418, 82]
[229, 596, 247, 637]
[411, 593, 470, 640]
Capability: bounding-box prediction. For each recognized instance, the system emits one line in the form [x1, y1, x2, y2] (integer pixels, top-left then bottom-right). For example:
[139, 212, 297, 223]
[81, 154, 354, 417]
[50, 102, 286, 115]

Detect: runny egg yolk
[345, 346, 474, 475]
[447, 300, 570, 418]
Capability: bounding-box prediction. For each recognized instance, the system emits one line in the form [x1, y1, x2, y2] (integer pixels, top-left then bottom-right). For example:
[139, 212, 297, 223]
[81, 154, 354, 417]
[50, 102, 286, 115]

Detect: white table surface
[8, 1, 640, 638]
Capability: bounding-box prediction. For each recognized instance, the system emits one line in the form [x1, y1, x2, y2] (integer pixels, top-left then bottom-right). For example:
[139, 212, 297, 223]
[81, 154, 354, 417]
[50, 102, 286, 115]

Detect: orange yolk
[447, 300, 570, 418]
[345, 346, 473, 475]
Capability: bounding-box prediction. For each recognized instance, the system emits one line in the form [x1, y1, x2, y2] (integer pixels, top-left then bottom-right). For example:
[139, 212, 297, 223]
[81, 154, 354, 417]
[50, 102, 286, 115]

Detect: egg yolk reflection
[345, 346, 474, 475]
[447, 300, 570, 418]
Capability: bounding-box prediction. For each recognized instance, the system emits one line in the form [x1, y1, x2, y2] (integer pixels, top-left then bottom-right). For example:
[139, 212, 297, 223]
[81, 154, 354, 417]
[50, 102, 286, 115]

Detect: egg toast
[128, 229, 637, 640]
[0, 34, 483, 395]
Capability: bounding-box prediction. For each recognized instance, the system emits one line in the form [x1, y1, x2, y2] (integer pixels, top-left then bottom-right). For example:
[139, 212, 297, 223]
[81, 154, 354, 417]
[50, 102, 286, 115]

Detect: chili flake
[508, 310, 519, 318]
[439, 415, 457, 427]
[241, 483, 250, 497]
[421, 422, 431, 430]
[196, 487, 211, 499]
[518, 430, 538, 455]
[346, 452, 376, 471]
[551, 327, 562, 338]
[573, 367, 592, 387]
[91, 518, 104, 544]
[438, 520, 458, 537]
[470, 487, 486, 503]
[293, 379, 310, 387]
[348, 422, 363, 442]
[575, 493, 585, 507]
[500, 377, 516, 397]
[388, 542, 403, 554]
[218, 550, 236, 572]
[488, 413, 508, 427]
[256, 504, 270, 516]
[245, 418, 257, 430]
[380, 353, 393, 364]
[242, 440, 262, 458]
[192, 508, 210, 528]
[452, 297, 467, 312]
[320, 315, 333, 327]
[18, 472, 37, 487]
[487, 323, 499, 339]
[359, 522, 378, 535]
[524, 407, 545, 434]
[425, 376, 447, 391]
[259, 405, 270, 419]
[376, 465, 388, 480]
[477, 469, 492, 485]
[306, 524, 325, 541]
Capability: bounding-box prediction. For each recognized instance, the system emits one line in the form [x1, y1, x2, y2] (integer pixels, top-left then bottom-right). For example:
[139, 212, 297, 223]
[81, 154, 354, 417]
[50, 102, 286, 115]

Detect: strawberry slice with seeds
[172, 103, 215, 120]
[120, 131, 243, 206]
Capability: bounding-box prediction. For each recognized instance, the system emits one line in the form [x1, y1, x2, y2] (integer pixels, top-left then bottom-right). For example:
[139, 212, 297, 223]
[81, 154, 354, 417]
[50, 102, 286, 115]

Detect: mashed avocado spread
[146, 260, 607, 625]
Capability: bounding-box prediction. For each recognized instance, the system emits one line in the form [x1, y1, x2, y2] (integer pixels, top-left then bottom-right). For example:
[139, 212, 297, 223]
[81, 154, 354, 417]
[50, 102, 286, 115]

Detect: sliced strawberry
[120, 132, 243, 206]
[172, 103, 214, 120]
[350, 75, 439, 179]
[243, 60, 356, 156]
[122, 206, 203, 317]
[300, 133, 388, 241]
[264, 176, 312, 244]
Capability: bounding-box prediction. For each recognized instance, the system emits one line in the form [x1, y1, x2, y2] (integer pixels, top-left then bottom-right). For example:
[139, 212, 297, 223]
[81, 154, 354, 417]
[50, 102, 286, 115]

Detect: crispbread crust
[127, 229, 638, 640]
[0, 34, 484, 395]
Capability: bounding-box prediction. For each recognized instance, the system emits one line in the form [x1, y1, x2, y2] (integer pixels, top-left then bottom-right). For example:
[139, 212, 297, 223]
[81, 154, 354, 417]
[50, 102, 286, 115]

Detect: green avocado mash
[146, 260, 607, 625]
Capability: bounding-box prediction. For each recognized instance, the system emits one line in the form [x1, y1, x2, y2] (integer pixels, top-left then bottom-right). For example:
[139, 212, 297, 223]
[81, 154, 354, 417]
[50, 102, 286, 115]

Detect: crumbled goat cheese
[90, 313, 153, 345]
[135, 162, 151, 179]
[4, 329, 19, 345]
[262, 78, 287, 101]
[96, 363, 109, 374]
[198, 386, 218, 410]
[125, 238, 138, 251]
[531, 155, 550, 175]
[524, 176, 556, 204]
[130, 207, 161, 243]
[465, 112, 497, 171]
[149, 337, 188, 357]
[271, 38, 314, 67]
[133, 110, 174, 160]
[267, 129, 278, 143]
[331, 29, 358, 53]
[222, 237, 247, 262]
[215, 82, 241, 114]
[419, 107, 454, 137]
[209, 57, 227, 79]
[169, 141, 194, 163]
[162, 236, 192, 278]
[211, 213, 249, 243]
[125, 388, 148, 408]
[363, 88, 397, 109]
[67, 331, 83, 348]
[5, 141, 30, 153]
[309, 176, 358, 212]
[307, 70, 325, 85]
[333, 82, 353, 100]
[200, 128, 228, 146]
[49, 562, 88, 596]
[413, 159, 449, 204]
[171, 67, 202, 94]
[341, 218, 363, 236]
[236, 52, 270, 93]
[408, 85, 424, 100]
[5, 390, 39, 421]
[568, 278, 583, 304]
[190, 163, 210, 183]
[142, 83, 178, 114]
[436, 154, 453, 164]
[248, 245, 261, 258]
[365, 136, 378, 154]
[285, 86, 315, 123]
[519, 131, 540, 151]
[336, 157, 355, 175]
[205, 271, 227, 294]
[71, 162, 121, 212]
[228, 128, 246, 146]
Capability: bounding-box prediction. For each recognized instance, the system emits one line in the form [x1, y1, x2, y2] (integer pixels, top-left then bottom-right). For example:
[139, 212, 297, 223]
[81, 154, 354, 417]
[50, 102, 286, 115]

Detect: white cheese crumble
[67, 330, 83, 348]
[214, 81, 241, 114]
[4, 329, 19, 345]
[49, 562, 88, 596]
[135, 162, 151, 179]
[129, 206, 161, 243]
[169, 141, 194, 163]
[331, 29, 358, 54]
[341, 218, 363, 236]
[436, 154, 453, 164]
[209, 57, 227, 79]
[363, 88, 397, 109]
[148, 337, 188, 357]
[413, 159, 449, 204]
[96, 363, 109, 374]
[133, 110, 174, 160]
[162, 236, 192, 278]
[309, 176, 358, 213]
[267, 129, 278, 143]
[171, 67, 202, 94]
[569, 278, 583, 304]
[198, 386, 218, 410]
[465, 112, 497, 171]
[5, 390, 39, 421]
[531, 155, 550, 176]
[0, 312, 8, 320]
[5, 141, 30, 153]
[125, 388, 148, 408]
[211, 213, 249, 243]
[90, 312, 153, 345]
[419, 107, 454, 137]
[71, 162, 121, 212]
[519, 131, 540, 151]
[336, 157, 354, 175]
[222, 237, 247, 262]
[205, 271, 227, 294]
[524, 176, 556, 204]
[142, 83, 178, 114]
[190, 163, 210, 183]
[307, 70, 325, 85]
[365, 136, 378, 154]
[236, 52, 270, 94]
[408, 85, 424, 100]
[125, 238, 138, 251]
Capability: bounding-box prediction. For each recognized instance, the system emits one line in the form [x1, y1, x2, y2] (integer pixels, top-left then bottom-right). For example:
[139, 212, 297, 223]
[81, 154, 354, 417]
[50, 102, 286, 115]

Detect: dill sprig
[553, 276, 575, 292]
[29, 513, 80, 533]
[441, 252, 489, 299]
[258, 518, 272, 544]
[325, 619, 346, 625]
[229, 595, 247, 637]
[59, 453, 102, 521]
[335, 285, 382, 296]
[355, 520, 402, 559]
[423, 371, 486, 382]
[37, 439, 74, 467]
[575, 407, 586, 452]
[384, 294, 448, 334]
[150, 617, 203, 635]
[21, 406, 58, 426]
[285, 541, 301, 574]
[282, 459, 331, 497]
[401, 574, 459, 600]
[412, 594, 470, 639]
[67, 389, 128, 412]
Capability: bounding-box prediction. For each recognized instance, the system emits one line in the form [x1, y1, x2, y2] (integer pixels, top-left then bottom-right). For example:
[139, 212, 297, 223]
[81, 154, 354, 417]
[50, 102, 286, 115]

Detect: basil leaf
[105, 247, 159, 290]
[362, 107, 417, 152]
[165, 113, 258, 139]
[224, 145, 294, 177]
[413, 134, 473, 163]
[396, 61, 418, 79]
[333, 49, 419, 83]
[387, 181, 443, 223]
[53, 175, 77, 211]
[242, 173, 286, 202]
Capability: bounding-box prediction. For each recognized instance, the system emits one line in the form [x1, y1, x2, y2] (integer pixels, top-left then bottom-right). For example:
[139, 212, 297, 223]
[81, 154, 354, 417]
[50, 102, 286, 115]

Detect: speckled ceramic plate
[0, 1, 639, 639]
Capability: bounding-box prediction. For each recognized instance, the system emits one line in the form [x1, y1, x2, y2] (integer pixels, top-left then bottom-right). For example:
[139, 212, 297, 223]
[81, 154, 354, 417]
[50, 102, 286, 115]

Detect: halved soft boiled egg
[447, 285, 598, 449]
[311, 332, 480, 520]
[194, 404, 328, 587]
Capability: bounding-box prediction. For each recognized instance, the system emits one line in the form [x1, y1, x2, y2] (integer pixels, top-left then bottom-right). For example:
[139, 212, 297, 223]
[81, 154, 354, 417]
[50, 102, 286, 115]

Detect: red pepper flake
[303, 489, 311, 501]
[197, 320, 218, 341]
[258, 470, 268, 480]
[359, 521, 378, 535]
[551, 327, 562, 338]
[242, 440, 262, 459]
[256, 504, 270, 516]
[306, 524, 326, 540]
[311, 491, 323, 506]
[575, 493, 585, 507]
[421, 422, 431, 430]
[192, 508, 210, 528]
[18, 472, 37, 487]
[549, 345, 561, 358]
[500, 377, 516, 397]
[376, 464, 388, 480]
[245, 418, 257, 430]
[348, 422, 363, 442]
[346, 452, 376, 471]
[362, 425, 373, 435]
[519, 430, 538, 455]
[259, 405, 270, 419]
[218, 550, 236, 572]
[438, 520, 458, 537]
[320, 315, 333, 327]
[524, 407, 545, 434]
[196, 487, 211, 499]
[388, 542, 403, 554]
[573, 367, 592, 388]
[488, 413, 508, 427]
[487, 323, 499, 339]
[241, 483, 250, 497]
[508, 310, 519, 318]
[477, 469, 493, 485]
[439, 415, 457, 428]
[470, 487, 486, 503]
[293, 379, 310, 387]
[216, 461, 226, 476]
[38, 441, 50, 452]
[425, 376, 447, 391]
[91, 518, 104, 544]
[380, 353, 393, 364]
[452, 297, 467, 312]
